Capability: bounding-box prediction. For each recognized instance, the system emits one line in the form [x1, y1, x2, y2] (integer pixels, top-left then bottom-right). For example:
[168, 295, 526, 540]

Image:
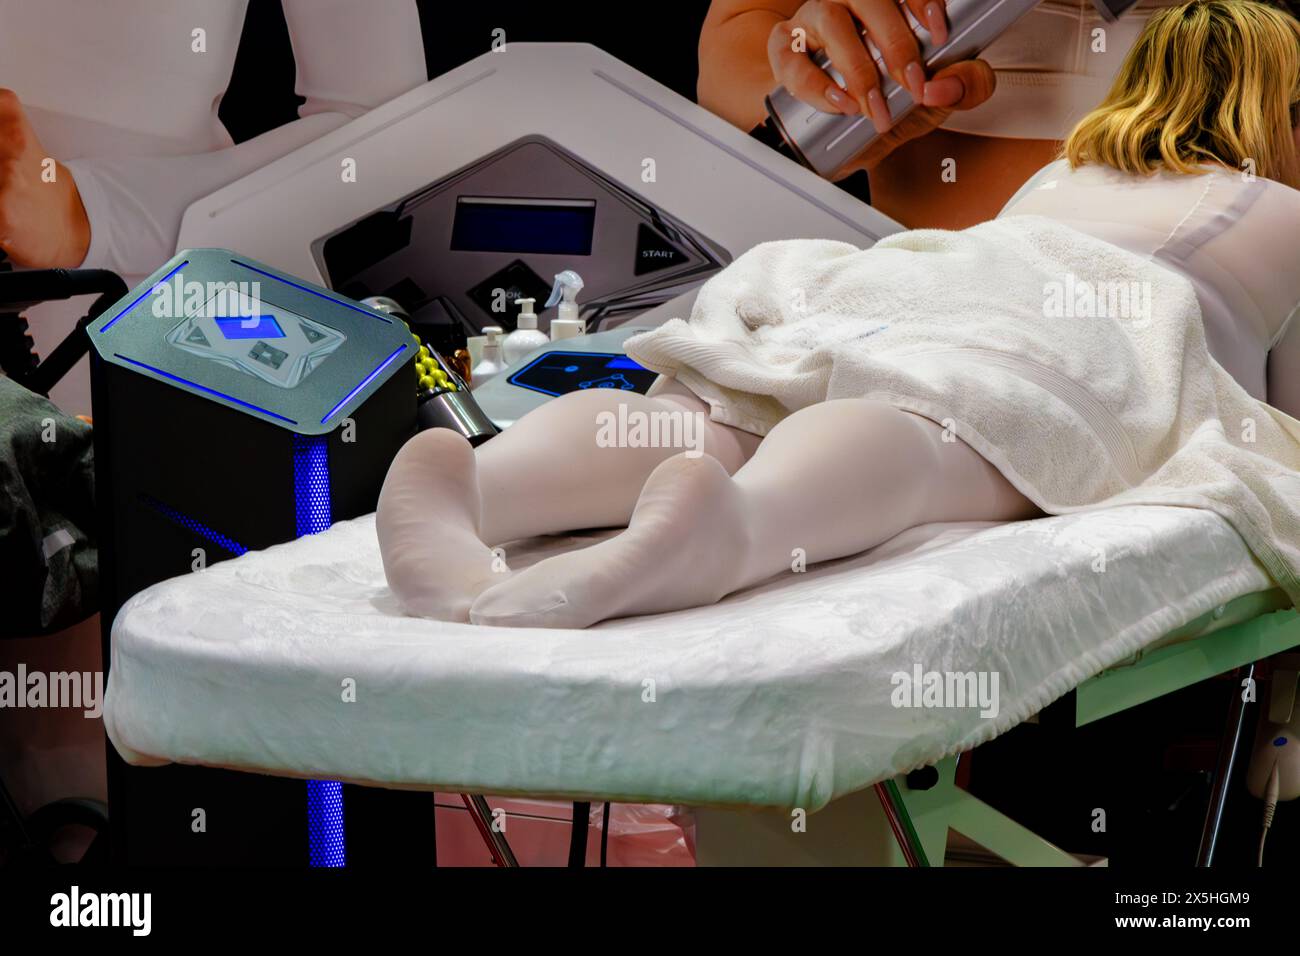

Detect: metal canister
[763, 0, 1137, 179]
[416, 385, 500, 446]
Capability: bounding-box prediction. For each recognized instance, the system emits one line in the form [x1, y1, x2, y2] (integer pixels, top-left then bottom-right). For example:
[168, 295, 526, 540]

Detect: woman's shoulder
[1223, 173, 1300, 229]
[1173, 165, 1300, 248]
[996, 159, 1072, 216]
[1002, 159, 1300, 222]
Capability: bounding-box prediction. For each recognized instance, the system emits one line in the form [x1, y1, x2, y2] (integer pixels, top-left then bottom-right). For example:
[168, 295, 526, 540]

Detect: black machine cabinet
[88, 249, 433, 865]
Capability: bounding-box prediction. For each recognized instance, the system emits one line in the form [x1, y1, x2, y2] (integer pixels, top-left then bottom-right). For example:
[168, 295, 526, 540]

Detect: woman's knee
[389, 425, 475, 474]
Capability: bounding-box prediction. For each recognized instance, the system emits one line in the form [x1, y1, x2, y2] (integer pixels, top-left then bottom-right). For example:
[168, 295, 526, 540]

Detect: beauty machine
[88, 44, 903, 866]
[176, 43, 905, 427]
[90, 250, 436, 865]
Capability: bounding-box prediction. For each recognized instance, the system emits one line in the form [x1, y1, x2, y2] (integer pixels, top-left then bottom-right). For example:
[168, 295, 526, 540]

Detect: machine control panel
[166, 289, 346, 389]
[312, 136, 729, 339]
[507, 351, 658, 398]
[89, 249, 414, 435]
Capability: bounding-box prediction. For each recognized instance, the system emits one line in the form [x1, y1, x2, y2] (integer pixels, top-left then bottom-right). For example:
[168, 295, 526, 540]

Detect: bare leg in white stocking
[375, 381, 758, 621]
[467, 398, 1039, 628]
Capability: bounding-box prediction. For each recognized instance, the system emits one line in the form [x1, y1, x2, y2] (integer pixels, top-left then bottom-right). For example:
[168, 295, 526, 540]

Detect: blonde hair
[1064, 0, 1300, 187]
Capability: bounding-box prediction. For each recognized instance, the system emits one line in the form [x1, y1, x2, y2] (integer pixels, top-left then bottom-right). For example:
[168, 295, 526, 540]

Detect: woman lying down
[379, 0, 1300, 629]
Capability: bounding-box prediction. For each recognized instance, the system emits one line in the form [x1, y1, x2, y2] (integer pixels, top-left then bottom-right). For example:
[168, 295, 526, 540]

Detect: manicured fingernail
[925, 2, 949, 45]
[904, 61, 926, 99]
[866, 88, 892, 132]
[825, 85, 859, 113]
[922, 76, 964, 107]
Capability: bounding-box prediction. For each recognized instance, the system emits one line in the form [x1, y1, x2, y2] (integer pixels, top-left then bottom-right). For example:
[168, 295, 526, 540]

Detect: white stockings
[376, 381, 1037, 628]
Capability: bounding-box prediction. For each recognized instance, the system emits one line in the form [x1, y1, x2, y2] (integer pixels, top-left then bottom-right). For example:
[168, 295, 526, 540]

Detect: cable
[1258, 764, 1280, 867]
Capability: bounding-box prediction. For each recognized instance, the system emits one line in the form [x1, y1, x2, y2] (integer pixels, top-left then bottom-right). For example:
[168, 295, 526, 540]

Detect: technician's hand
[767, 0, 996, 170]
[0, 89, 91, 269]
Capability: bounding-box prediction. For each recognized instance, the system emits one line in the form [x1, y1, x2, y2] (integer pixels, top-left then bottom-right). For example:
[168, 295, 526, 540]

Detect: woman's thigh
[899, 410, 1041, 524]
[644, 376, 763, 472]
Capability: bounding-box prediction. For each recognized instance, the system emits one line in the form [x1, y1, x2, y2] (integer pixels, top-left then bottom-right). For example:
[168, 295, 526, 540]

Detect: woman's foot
[469, 453, 751, 629]
[376, 428, 509, 622]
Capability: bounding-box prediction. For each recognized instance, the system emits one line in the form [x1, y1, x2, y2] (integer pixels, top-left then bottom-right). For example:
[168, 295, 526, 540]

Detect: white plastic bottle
[545, 270, 586, 341]
[471, 326, 506, 388]
[502, 298, 549, 365]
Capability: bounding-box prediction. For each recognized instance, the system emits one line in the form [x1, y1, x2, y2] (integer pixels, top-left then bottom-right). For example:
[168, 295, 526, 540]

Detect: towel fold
[626, 215, 1300, 603]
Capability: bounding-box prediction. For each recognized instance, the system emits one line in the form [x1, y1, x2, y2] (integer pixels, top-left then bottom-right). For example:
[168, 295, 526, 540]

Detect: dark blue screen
[451, 200, 595, 256]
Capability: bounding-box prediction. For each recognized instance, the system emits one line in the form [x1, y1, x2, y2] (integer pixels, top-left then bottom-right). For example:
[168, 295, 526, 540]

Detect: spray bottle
[545, 270, 586, 341]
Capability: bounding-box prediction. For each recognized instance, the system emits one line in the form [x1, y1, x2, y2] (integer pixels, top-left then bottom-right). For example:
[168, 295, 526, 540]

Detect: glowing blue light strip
[320, 344, 407, 424]
[293, 433, 346, 866]
[140, 495, 248, 557]
[98, 260, 189, 332]
[292, 434, 332, 537]
[231, 259, 392, 323]
[306, 780, 346, 867]
[113, 354, 298, 425]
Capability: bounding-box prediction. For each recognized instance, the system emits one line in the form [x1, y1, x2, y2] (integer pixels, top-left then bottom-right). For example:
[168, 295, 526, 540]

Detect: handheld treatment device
[90, 249, 426, 865]
[364, 293, 499, 445]
[761, 0, 1141, 178]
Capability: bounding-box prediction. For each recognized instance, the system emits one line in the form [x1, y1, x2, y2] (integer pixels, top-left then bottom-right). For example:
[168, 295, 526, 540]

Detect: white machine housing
[177, 43, 904, 422]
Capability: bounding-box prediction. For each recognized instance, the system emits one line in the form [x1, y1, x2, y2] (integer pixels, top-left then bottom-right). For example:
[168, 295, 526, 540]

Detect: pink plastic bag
[434, 794, 694, 867]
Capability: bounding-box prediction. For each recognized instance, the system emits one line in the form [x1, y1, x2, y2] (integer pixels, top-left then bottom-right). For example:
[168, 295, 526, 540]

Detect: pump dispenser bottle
[471, 326, 506, 388]
[502, 298, 549, 365]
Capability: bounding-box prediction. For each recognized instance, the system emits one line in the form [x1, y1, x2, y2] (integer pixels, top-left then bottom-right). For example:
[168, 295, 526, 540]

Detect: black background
[219, 0, 711, 143]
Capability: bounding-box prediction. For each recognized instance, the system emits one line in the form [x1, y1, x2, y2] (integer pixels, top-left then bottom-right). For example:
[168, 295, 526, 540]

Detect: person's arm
[0, 87, 310, 276]
[1, 1, 427, 276]
[282, 0, 426, 118]
[698, 0, 993, 174]
[64, 112, 350, 277]
[698, 2, 802, 132]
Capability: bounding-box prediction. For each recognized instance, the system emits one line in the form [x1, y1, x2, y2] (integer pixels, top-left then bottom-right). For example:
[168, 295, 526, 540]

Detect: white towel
[625, 215, 1300, 603]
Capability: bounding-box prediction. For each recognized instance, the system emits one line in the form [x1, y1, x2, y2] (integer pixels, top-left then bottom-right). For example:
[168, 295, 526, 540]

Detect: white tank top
[941, 0, 1186, 141]
[0, 0, 424, 158]
[999, 160, 1300, 406]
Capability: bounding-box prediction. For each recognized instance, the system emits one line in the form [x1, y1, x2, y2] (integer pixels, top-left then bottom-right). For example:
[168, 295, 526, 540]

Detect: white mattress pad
[104, 505, 1273, 810]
